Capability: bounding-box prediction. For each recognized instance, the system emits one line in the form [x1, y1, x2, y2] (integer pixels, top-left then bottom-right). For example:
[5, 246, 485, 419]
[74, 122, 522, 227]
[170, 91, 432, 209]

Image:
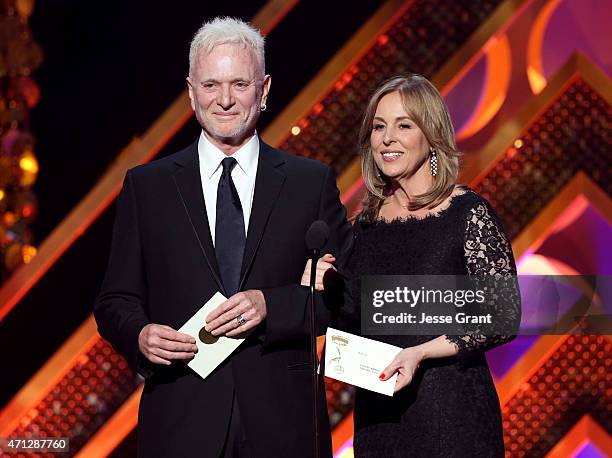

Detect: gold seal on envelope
[199, 327, 219, 344]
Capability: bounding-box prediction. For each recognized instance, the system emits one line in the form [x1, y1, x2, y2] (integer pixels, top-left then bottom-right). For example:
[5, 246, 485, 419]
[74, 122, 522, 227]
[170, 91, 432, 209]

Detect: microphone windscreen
[305, 220, 329, 251]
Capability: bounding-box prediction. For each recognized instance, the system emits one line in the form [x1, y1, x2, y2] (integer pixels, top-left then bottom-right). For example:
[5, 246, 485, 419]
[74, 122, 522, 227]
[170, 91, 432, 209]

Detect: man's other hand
[301, 253, 337, 291]
[138, 324, 198, 365]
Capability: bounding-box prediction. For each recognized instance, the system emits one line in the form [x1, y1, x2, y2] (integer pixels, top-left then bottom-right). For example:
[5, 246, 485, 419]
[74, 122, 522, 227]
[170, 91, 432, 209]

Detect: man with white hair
[94, 16, 350, 457]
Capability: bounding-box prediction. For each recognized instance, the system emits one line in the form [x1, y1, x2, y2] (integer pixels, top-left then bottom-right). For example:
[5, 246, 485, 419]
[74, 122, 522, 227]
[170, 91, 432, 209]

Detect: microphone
[304, 220, 329, 458]
[306, 220, 329, 252]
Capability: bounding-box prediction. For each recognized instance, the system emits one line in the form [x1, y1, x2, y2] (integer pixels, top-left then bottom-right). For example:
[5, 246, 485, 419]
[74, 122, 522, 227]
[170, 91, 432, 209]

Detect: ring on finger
[236, 314, 247, 327]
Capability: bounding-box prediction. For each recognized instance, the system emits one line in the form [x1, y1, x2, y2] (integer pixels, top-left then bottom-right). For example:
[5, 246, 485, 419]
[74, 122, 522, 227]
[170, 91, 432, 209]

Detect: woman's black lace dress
[348, 189, 520, 458]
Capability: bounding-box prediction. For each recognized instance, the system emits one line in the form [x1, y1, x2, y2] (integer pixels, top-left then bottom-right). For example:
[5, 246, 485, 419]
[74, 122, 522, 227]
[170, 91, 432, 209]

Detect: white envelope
[324, 328, 401, 396]
[179, 292, 245, 379]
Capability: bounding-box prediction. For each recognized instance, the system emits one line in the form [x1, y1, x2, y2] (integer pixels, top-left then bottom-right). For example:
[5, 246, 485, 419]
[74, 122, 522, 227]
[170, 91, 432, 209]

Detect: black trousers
[221, 393, 251, 458]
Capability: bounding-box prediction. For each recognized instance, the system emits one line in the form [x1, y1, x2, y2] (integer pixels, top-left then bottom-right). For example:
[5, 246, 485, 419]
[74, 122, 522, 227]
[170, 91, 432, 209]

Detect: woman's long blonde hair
[359, 74, 461, 222]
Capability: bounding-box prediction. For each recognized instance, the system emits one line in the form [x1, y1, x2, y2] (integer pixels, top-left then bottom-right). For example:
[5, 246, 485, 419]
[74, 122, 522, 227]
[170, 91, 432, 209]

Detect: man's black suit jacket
[94, 139, 352, 457]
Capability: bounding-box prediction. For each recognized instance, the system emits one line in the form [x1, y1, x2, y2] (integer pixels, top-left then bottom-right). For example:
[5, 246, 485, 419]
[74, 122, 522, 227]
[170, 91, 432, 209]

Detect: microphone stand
[305, 219, 328, 457]
[309, 248, 320, 458]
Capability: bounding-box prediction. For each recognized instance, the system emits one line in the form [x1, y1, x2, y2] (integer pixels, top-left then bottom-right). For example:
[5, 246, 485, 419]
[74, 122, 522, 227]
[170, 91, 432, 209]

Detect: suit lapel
[239, 141, 286, 290]
[172, 143, 225, 295]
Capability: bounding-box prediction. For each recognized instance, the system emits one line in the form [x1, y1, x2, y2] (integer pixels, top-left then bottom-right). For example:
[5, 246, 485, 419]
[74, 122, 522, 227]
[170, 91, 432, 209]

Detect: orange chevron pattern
[546, 414, 612, 457]
[502, 335, 611, 456]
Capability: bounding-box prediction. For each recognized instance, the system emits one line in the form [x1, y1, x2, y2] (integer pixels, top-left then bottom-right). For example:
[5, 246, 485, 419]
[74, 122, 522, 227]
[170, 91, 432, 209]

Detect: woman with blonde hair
[304, 74, 520, 457]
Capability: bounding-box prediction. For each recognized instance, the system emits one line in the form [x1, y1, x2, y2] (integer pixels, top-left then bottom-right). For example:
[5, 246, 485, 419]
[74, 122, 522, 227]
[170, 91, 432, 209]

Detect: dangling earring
[260, 103, 267, 112]
[430, 147, 438, 177]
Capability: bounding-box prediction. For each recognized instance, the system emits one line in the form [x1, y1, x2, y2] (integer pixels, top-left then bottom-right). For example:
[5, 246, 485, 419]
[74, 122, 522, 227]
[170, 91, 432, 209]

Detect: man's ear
[261, 74, 271, 108]
[186, 77, 195, 111]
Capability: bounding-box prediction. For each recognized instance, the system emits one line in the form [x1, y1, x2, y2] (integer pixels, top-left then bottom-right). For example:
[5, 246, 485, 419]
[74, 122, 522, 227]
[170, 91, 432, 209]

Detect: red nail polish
[379, 373, 385, 380]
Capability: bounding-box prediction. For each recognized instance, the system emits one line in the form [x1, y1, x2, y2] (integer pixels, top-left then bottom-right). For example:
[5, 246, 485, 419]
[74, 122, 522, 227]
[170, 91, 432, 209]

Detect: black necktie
[215, 157, 246, 296]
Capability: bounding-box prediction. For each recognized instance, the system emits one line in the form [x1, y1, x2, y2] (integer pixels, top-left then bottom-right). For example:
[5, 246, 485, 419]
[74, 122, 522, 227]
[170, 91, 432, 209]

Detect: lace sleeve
[445, 201, 521, 360]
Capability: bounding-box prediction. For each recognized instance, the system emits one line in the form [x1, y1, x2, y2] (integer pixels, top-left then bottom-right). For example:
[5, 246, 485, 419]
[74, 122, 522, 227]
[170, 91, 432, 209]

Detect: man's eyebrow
[199, 78, 253, 83]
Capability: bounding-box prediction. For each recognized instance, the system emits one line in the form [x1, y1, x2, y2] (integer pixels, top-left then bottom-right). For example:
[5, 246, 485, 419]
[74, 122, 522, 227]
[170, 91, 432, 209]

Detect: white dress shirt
[197, 132, 259, 246]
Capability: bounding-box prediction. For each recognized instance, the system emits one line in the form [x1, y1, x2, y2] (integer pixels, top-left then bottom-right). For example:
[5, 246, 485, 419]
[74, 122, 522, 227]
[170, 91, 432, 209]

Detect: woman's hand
[379, 346, 426, 393]
[301, 253, 336, 291]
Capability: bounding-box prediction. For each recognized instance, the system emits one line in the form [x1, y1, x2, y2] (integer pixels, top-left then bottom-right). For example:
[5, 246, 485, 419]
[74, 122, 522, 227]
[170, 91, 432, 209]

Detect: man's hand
[138, 324, 198, 365]
[301, 253, 337, 291]
[205, 290, 266, 338]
